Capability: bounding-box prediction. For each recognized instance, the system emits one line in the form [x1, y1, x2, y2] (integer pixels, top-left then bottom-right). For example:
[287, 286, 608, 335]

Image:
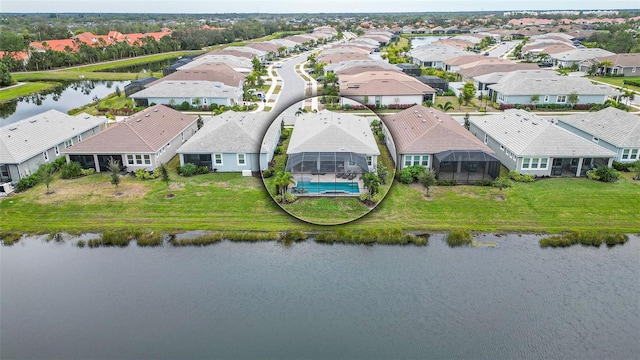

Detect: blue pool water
[296, 181, 360, 194]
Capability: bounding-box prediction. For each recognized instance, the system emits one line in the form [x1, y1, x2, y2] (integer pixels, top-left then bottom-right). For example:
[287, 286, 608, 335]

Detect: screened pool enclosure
[433, 150, 500, 184]
[285, 152, 371, 195]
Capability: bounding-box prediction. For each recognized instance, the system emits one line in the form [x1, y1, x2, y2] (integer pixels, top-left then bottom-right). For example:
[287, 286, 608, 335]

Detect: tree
[362, 172, 380, 200]
[0, 62, 13, 87]
[457, 93, 464, 109]
[417, 170, 436, 197]
[376, 163, 388, 184]
[273, 171, 294, 200]
[436, 101, 454, 112]
[462, 82, 476, 106]
[197, 115, 203, 130]
[597, 60, 613, 76]
[107, 157, 121, 192]
[463, 112, 471, 130]
[159, 163, 170, 188]
[39, 165, 55, 194]
[530, 94, 540, 106]
[567, 92, 579, 107]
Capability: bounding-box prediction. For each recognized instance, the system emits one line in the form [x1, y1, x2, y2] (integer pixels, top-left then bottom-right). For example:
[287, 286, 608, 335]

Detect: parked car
[483, 52, 490, 56]
[274, 62, 283, 68]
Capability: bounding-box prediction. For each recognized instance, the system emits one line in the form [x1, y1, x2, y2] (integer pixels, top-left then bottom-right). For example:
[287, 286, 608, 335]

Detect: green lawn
[1, 167, 638, 233]
[63, 51, 201, 72]
[587, 76, 640, 92]
[12, 71, 142, 82]
[0, 82, 61, 102]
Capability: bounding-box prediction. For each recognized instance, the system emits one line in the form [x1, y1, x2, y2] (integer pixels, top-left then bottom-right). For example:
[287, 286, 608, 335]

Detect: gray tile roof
[130, 80, 241, 99]
[177, 111, 277, 154]
[470, 109, 616, 157]
[558, 107, 640, 147]
[488, 70, 617, 96]
[383, 105, 494, 154]
[550, 48, 615, 62]
[62, 105, 197, 154]
[287, 110, 380, 155]
[177, 55, 253, 72]
[1, 110, 105, 164]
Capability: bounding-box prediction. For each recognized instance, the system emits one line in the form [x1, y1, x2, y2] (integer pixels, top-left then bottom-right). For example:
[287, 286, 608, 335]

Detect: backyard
[1, 155, 638, 234]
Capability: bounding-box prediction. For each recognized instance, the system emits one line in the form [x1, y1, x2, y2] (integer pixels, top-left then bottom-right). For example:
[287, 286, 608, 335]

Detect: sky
[1, 0, 639, 14]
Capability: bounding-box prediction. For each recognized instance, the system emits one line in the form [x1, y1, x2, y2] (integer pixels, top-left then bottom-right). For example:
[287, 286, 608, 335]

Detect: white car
[274, 62, 283, 68]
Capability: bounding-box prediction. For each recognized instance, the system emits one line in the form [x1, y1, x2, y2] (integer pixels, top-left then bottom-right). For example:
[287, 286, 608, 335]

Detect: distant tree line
[584, 22, 640, 53]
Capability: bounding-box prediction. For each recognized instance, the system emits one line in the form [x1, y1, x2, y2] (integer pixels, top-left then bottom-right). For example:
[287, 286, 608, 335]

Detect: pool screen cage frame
[285, 152, 370, 195]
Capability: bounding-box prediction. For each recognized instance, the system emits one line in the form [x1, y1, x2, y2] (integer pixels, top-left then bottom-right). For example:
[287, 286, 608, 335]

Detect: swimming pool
[295, 181, 360, 194]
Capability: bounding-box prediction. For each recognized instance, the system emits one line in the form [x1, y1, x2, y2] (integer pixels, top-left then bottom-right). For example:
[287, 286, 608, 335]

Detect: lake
[0, 80, 129, 126]
[1, 233, 638, 359]
[410, 35, 451, 49]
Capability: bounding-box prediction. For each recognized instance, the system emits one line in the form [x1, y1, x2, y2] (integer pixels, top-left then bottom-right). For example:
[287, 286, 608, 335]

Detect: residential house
[487, 70, 616, 105]
[62, 105, 198, 173]
[409, 44, 475, 69]
[326, 60, 400, 75]
[147, 63, 246, 88]
[549, 48, 615, 68]
[579, 53, 640, 76]
[383, 105, 500, 183]
[469, 109, 616, 177]
[285, 110, 380, 195]
[340, 71, 436, 106]
[557, 107, 640, 163]
[176, 112, 279, 172]
[0, 110, 105, 182]
[130, 79, 243, 108]
[177, 55, 253, 73]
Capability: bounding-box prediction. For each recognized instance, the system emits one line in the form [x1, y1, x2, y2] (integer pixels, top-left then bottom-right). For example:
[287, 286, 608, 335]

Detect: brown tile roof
[336, 65, 402, 76]
[149, 64, 245, 87]
[246, 42, 280, 53]
[459, 58, 515, 69]
[596, 53, 640, 67]
[523, 43, 575, 54]
[318, 52, 372, 64]
[383, 105, 493, 154]
[202, 49, 256, 59]
[444, 55, 489, 66]
[63, 105, 197, 154]
[340, 71, 435, 96]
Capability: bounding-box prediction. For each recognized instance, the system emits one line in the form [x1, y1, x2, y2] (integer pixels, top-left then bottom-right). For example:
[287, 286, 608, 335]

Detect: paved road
[271, 53, 309, 125]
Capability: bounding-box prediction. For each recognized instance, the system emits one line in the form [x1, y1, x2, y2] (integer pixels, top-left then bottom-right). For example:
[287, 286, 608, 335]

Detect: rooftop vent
[29, 119, 37, 123]
[145, 114, 150, 117]
[153, 108, 158, 112]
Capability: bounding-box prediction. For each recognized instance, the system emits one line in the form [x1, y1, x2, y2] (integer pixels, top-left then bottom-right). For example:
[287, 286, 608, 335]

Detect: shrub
[398, 165, 426, 184]
[178, 163, 197, 177]
[16, 173, 39, 192]
[262, 168, 274, 178]
[540, 232, 628, 248]
[136, 232, 164, 247]
[283, 193, 297, 203]
[508, 170, 535, 182]
[474, 180, 494, 186]
[612, 161, 632, 172]
[446, 230, 472, 247]
[274, 146, 283, 155]
[587, 166, 618, 182]
[60, 161, 83, 179]
[80, 168, 95, 176]
[1, 231, 22, 246]
[435, 179, 457, 186]
[135, 168, 160, 180]
[197, 166, 209, 175]
[281, 230, 307, 242]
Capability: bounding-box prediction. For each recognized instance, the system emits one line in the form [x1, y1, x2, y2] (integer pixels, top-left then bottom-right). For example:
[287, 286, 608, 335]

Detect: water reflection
[0, 80, 129, 125]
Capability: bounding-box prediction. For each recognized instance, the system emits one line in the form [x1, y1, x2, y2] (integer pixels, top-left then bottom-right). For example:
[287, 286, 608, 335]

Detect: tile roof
[487, 70, 616, 96]
[177, 55, 253, 72]
[593, 53, 640, 67]
[287, 110, 380, 155]
[177, 112, 276, 154]
[131, 80, 241, 99]
[409, 44, 476, 63]
[550, 48, 615, 62]
[340, 71, 435, 96]
[1, 110, 105, 164]
[383, 105, 494, 154]
[148, 64, 246, 87]
[458, 63, 541, 79]
[558, 107, 640, 147]
[62, 105, 197, 154]
[470, 109, 616, 157]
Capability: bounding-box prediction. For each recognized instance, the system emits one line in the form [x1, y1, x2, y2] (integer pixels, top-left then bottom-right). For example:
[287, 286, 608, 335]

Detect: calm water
[0, 80, 129, 125]
[1, 234, 639, 359]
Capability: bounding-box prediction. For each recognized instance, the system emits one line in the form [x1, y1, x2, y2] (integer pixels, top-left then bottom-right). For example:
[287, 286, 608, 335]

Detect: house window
[64, 139, 73, 148]
[237, 153, 246, 166]
[522, 157, 549, 170]
[484, 134, 488, 144]
[622, 149, 630, 160]
[366, 156, 372, 166]
[214, 154, 223, 165]
[127, 154, 151, 165]
[631, 149, 639, 160]
[55, 146, 60, 156]
[403, 155, 429, 168]
[77, 134, 82, 142]
[544, 95, 549, 102]
[557, 95, 566, 103]
[43, 151, 49, 162]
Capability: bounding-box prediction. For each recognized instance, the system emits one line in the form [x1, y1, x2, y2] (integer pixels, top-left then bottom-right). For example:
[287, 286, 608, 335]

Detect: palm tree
[274, 171, 294, 200]
[436, 101, 454, 112]
[597, 60, 613, 76]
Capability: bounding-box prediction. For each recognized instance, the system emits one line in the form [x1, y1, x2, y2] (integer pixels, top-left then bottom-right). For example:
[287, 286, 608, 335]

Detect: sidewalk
[251, 63, 281, 113]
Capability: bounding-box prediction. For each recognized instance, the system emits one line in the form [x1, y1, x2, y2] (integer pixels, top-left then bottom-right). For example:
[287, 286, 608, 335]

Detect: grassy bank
[12, 71, 149, 82]
[1, 156, 639, 234]
[587, 76, 640, 92]
[0, 81, 61, 102]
